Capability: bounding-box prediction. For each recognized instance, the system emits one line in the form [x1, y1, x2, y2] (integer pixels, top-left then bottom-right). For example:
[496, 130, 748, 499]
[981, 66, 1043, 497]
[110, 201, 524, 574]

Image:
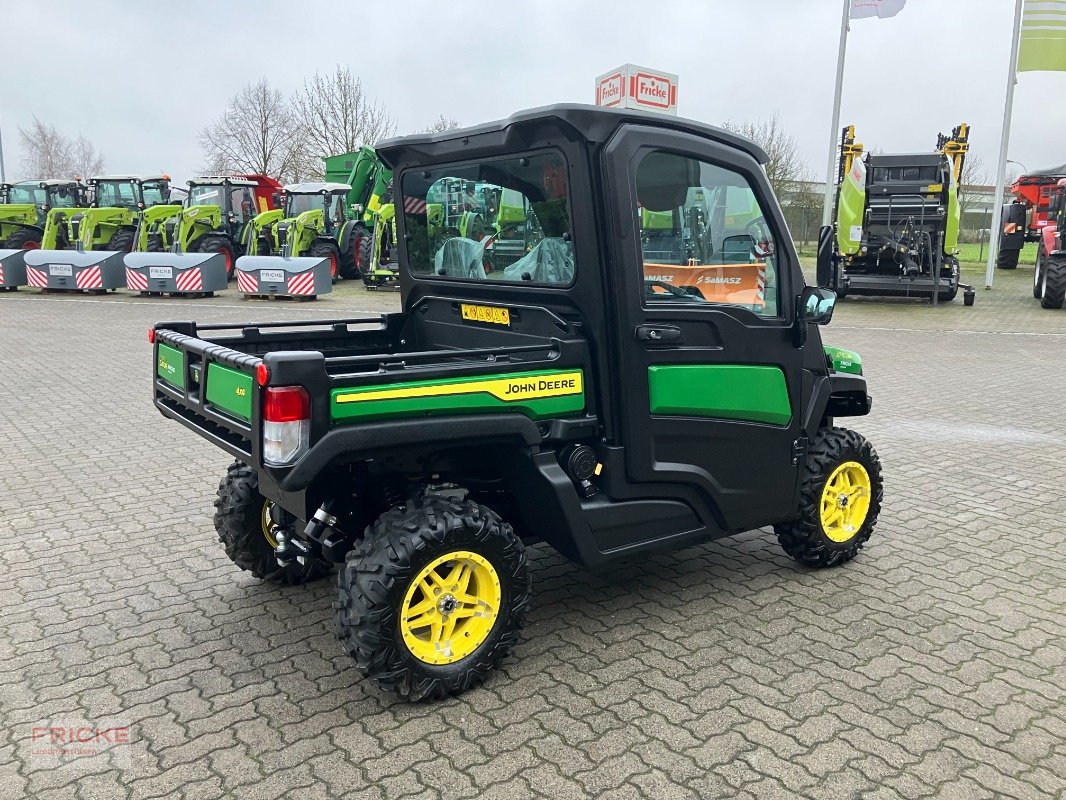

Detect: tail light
[262, 386, 310, 466]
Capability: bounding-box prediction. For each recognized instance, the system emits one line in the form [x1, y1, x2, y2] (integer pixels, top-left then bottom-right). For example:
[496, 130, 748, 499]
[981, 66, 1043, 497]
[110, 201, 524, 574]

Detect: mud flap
[123, 252, 228, 294]
[234, 255, 333, 298]
[24, 249, 126, 291]
[0, 249, 28, 289]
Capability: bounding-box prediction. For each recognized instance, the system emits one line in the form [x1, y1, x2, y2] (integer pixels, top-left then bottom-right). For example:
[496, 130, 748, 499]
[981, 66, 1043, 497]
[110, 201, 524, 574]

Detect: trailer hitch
[274, 500, 353, 566]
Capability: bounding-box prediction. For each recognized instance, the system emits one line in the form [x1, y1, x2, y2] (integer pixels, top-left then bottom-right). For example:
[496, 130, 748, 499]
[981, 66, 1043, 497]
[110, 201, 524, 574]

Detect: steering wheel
[744, 217, 767, 238]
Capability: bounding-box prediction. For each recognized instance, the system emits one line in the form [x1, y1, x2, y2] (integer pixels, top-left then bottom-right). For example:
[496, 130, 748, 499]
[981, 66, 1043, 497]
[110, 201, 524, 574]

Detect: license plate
[149, 266, 173, 279]
[50, 264, 73, 277]
[461, 303, 510, 326]
[260, 269, 285, 284]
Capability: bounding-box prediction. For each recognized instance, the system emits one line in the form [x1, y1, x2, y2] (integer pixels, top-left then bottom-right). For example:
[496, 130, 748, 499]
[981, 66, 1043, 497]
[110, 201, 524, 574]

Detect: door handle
[635, 325, 683, 344]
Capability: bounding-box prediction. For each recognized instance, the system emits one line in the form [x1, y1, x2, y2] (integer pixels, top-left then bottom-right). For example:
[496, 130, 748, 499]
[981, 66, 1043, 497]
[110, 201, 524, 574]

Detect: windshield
[7, 185, 47, 205]
[401, 151, 572, 284]
[141, 180, 169, 206]
[94, 180, 140, 209]
[284, 193, 321, 217]
[189, 184, 225, 207]
[49, 185, 80, 208]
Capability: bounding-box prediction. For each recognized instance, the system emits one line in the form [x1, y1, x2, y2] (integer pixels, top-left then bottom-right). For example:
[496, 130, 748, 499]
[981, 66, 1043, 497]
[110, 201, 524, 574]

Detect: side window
[635, 150, 780, 317]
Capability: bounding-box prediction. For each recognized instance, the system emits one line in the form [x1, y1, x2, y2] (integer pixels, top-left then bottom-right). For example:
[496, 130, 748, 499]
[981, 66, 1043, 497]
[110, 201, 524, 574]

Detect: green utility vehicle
[0, 179, 89, 248]
[324, 147, 393, 278]
[151, 105, 882, 701]
[249, 182, 358, 281]
[824, 124, 975, 305]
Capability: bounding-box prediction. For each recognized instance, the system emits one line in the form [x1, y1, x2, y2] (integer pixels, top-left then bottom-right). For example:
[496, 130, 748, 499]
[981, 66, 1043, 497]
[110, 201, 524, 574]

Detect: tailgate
[152, 328, 262, 461]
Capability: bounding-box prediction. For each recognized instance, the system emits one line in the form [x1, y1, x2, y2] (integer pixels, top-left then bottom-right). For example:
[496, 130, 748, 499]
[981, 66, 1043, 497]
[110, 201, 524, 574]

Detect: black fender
[826, 372, 872, 417]
[277, 413, 542, 493]
[801, 372, 872, 437]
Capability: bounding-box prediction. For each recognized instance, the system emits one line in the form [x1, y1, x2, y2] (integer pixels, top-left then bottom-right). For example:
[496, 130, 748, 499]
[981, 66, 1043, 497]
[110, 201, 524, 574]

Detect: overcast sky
[1, 0, 1060, 187]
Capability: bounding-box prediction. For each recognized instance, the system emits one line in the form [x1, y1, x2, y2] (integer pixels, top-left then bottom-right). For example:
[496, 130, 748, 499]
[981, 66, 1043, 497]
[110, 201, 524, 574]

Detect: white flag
[851, 0, 906, 19]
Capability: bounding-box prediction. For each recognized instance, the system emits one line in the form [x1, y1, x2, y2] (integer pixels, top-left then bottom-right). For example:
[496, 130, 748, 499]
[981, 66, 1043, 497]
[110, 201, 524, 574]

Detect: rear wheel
[997, 247, 1019, 270]
[334, 494, 530, 701]
[340, 223, 367, 279]
[1040, 254, 1066, 309]
[774, 427, 883, 568]
[213, 461, 330, 585]
[198, 235, 236, 279]
[4, 229, 42, 249]
[308, 239, 340, 283]
[108, 228, 136, 253]
[1034, 243, 1046, 299]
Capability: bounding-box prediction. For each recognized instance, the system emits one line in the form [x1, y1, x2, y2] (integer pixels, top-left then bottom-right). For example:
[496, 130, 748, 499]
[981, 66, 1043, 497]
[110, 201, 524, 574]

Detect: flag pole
[985, 0, 1025, 290]
[821, 0, 852, 227]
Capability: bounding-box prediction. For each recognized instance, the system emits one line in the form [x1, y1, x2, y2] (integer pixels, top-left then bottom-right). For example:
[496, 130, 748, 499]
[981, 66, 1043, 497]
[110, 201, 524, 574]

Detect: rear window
[871, 165, 940, 183]
[400, 151, 573, 284]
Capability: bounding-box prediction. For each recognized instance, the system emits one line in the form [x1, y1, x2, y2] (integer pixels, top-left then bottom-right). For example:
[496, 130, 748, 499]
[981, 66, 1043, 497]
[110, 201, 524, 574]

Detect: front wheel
[213, 461, 330, 584]
[997, 247, 1019, 270]
[774, 427, 883, 567]
[108, 228, 136, 253]
[4, 229, 42, 249]
[198, 235, 236, 280]
[334, 494, 530, 701]
[1040, 254, 1066, 309]
[308, 239, 340, 283]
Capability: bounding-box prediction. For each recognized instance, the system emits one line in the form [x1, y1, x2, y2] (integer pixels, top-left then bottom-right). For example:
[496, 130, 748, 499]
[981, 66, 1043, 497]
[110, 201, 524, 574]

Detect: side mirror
[799, 286, 837, 325]
[721, 233, 757, 264]
[271, 192, 282, 208]
[816, 224, 835, 289]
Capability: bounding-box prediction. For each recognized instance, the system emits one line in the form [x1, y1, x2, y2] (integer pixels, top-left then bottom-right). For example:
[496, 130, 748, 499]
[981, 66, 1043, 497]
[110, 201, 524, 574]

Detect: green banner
[1020, 0, 1066, 72]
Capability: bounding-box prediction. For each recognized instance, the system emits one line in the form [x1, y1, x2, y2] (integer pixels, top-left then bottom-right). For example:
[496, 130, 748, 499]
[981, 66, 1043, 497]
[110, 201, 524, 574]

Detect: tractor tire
[774, 427, 883, 568]
[3, 228, 42, 249]
[340, 223, 368, 280]
[108, 229, 136, 253]
[146, 233, 165, 253]
[213, 460, 330, 585]
[1034, 244, 1046, 299]
[997, 247, 1019, 270]
[308, 239, 340, 283]
[334, 493, 530, 701]
[1039, 254, 1066, 310]
[198, 235, 236, 280]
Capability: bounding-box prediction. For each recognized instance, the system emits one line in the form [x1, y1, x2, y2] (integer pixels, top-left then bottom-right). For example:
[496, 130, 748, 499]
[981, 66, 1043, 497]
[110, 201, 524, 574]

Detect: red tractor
[998, 165, 1066, 269]
[1033, 179, 1066, 309]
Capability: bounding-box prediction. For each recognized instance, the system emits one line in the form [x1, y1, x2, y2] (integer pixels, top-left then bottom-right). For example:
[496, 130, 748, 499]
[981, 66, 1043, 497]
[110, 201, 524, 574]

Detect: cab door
[602, 126, 804, 531]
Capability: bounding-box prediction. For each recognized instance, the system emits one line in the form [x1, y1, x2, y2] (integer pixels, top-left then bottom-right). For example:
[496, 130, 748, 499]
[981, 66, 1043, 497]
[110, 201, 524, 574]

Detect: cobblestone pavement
[1, 268, 1063, 800]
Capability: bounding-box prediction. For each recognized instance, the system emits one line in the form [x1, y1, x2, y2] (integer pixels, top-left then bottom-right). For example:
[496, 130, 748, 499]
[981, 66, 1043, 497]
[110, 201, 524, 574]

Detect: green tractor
[323, 146, 393, 278]
[0, 179, 90, 249]
[145, 175, 280, 279]
[249, 182, 360, 281]
[66, 174, 181, 253]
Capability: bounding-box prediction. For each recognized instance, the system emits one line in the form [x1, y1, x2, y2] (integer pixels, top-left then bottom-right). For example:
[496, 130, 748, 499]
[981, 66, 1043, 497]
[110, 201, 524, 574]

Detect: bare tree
[18, 117, 105, 178]
[199, 79, 303, 182]
[957, 154, 991, 221]
[290, 66, 396, 178]
[419, 115, 461, 134]
[722, 113, 811, 198]
[71, 134, 105, 178]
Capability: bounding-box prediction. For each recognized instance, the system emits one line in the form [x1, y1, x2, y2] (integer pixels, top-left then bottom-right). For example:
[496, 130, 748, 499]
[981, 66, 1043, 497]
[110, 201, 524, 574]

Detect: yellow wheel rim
[261, 501, 279, 549]
[819, 461, 872, 543]
[400, 550, 501, 665]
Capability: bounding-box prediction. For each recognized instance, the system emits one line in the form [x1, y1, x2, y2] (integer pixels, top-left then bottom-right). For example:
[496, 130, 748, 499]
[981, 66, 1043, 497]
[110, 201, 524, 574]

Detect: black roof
[376, 103, 769, 169]
[866, 153, 945, 167]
